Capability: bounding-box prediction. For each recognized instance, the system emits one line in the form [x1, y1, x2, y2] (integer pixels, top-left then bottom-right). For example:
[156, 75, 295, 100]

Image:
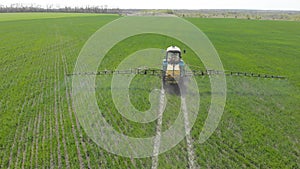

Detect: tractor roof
[167, 46, 181, 53]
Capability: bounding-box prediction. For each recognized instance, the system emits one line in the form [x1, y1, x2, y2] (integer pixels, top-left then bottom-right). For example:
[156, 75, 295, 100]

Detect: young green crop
[0, 13, 299, 168]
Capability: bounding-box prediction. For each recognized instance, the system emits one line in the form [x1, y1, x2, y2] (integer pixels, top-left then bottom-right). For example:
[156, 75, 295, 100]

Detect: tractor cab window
[166, 51, 180, 64]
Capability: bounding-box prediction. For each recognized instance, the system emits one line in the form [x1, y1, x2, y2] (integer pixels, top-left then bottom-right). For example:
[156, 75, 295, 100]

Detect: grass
[0, 13, 299, 168]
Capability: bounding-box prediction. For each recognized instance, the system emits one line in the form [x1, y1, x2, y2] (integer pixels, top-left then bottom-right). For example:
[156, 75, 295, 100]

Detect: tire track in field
[42, 109, 47, 167]
[40, 62, 51, 168]
[7, 96, 28, 168]
[182, 96, 198, 169]
[54, 55, 62, 168]
[49, 103, 54, 169]
[29, 108, 39, 169]
[43, 59, 53, 168]
[41, 58, 53, 169]
[33, 54, 50, 169]
[40, 52, 55, 169]
[58, 96, 71, 169]
[34, 109, 42, 168]
[27, 64, 46, 169]
[151, 87, 165, 169]
[13, 118, 28, 168]
[7, 115, 21, 168]
[57, 56, 71, 169]
[37, 61, 51, 168]
[74, 118, 92, 169]
[35, 67, 48, 168]
[48, 58, 55, 169]
[21, 119, 33, 169]
[33, 66, 47, 168]
[40, 77, 47, 167]
[61, 55, 85, 169]
[35, 110, 42, 168]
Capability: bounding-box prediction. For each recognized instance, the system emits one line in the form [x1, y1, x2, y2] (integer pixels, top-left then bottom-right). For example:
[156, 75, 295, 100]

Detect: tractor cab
[166, 47, 181, 64]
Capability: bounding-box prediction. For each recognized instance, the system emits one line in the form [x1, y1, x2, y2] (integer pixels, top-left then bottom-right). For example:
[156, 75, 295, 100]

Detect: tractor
[162, 46, 185, 86]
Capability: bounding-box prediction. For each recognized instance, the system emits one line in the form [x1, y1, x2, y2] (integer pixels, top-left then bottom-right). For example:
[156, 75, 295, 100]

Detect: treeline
[0, 4, 120, 14]
[175, 9, 300, 21]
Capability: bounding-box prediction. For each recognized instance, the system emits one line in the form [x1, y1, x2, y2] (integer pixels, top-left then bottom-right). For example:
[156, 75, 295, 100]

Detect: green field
[0, 13, 299, 168]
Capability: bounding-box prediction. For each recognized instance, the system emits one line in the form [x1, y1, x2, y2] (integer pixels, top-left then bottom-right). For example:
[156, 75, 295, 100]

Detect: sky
[0, 0, 300, 11]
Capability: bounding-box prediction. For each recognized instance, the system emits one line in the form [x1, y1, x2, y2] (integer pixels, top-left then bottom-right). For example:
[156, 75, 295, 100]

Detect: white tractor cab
[162, 46, 185, 85]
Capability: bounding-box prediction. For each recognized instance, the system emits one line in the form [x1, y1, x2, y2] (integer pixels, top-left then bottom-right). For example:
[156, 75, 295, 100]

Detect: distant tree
[256, 16, 261, 20]
[166, 10, 173, 14]
[246, 14, 251, 20]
